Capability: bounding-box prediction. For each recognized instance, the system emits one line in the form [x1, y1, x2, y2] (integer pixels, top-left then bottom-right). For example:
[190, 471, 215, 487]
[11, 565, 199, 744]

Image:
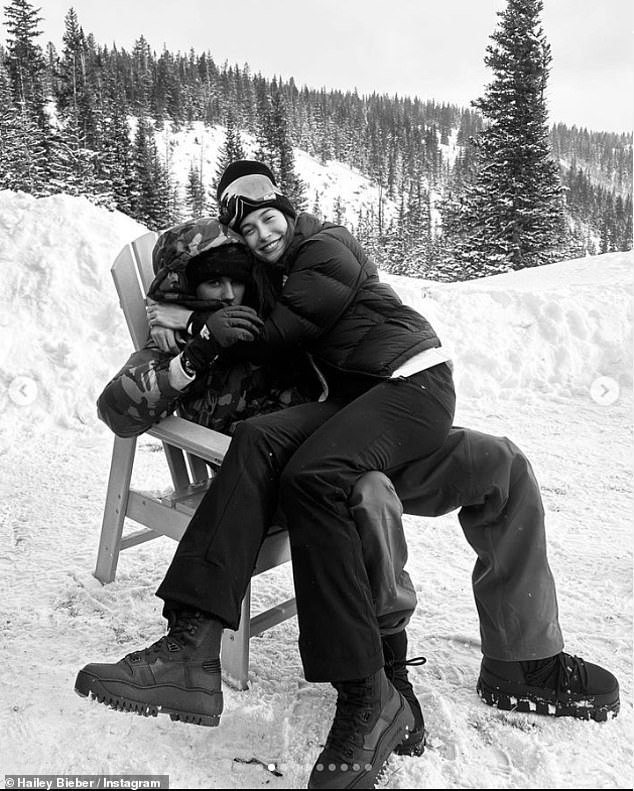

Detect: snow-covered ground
[0, 191, 632, 789]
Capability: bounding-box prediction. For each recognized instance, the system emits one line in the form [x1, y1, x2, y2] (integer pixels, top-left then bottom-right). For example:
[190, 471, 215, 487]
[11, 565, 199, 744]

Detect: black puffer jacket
[240, 213, 441, 379]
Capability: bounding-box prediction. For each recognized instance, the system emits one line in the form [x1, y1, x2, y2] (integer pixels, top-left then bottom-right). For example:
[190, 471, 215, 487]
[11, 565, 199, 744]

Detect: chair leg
[95, 436, 136, 584]
[221, 585, 251, 690]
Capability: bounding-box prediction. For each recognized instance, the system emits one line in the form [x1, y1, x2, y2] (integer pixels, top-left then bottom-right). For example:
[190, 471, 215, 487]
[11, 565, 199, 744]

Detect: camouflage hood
[147, 217, 249, 311]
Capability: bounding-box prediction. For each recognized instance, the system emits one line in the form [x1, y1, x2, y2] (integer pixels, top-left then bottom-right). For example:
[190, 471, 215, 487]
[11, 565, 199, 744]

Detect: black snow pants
[157, 363, 562, 681]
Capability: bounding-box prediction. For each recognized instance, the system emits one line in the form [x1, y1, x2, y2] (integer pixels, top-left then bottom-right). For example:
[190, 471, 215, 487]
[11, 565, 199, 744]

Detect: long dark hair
[248, 258, 284, 318]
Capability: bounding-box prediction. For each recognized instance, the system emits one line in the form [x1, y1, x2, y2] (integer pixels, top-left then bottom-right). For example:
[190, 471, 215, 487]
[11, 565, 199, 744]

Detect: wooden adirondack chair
[95, 230, 296, 690]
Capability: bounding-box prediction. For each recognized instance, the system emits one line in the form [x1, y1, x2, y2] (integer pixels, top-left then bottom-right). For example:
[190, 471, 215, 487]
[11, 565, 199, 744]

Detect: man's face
[196, 276, 245, 305]
[239, 207, 289, 264]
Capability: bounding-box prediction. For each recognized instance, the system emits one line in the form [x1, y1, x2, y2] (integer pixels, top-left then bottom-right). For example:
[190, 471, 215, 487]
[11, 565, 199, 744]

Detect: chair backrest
[111, 229, 214, 484]
[111, 231, 159, 351]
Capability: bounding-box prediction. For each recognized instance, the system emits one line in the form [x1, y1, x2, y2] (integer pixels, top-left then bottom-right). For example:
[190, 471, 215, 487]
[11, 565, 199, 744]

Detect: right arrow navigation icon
[589, 376, 620, 406]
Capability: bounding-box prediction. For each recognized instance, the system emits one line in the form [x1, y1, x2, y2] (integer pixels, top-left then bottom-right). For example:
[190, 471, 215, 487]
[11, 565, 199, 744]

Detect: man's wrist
[168, 354, 196, 390]
[179, 350, 198, 378]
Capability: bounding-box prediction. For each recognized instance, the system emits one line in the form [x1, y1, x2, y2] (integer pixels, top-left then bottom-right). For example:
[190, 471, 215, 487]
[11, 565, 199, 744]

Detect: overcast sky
[7, 0, 633, 133]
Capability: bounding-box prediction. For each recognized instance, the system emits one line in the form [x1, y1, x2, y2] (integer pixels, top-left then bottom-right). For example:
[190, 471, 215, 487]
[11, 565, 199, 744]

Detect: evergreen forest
[1, 0, 632, 280]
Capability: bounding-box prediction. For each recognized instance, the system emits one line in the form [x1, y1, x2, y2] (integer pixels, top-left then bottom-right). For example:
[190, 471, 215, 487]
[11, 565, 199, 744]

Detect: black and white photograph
[1, 0, 632, 788]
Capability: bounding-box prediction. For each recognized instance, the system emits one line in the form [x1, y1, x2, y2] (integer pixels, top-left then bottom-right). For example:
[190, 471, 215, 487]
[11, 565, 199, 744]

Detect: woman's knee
[349, 471, 402, 514]
[230, 417, 269, 449]
[279, 456, 311, 499]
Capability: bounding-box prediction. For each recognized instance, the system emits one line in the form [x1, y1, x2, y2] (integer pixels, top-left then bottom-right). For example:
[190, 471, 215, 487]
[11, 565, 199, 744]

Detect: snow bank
[0, 190, 632, 441]
[0, 191, 147, 441]
[383, 252, 633, 402]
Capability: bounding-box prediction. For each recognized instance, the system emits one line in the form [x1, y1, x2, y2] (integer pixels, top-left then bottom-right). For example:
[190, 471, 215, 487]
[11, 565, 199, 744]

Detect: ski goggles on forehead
[218, 174, 283, 228]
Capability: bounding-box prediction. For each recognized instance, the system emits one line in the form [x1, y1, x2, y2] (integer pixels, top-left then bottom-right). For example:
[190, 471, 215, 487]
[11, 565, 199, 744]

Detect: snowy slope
[154, 121, 397, 228]
[0, 192, 632, 789]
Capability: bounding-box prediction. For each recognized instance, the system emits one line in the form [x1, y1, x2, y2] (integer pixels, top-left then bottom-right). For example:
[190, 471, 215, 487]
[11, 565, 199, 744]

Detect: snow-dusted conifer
[252, 79, 306, 211]
[99, 90, 136, 216]
[455, 0, 567, 276]
[55, 8, 98, 147]
[47, 108, 113, 206]
[4, 0, 47, 124]
[213, 112, 245, 198]
[7, 99, 50, 194]
[331, 196, 345, 225]
[0, 61, 21, 189]
[131, 116, 175, 230]
[185, 161, 206, 217]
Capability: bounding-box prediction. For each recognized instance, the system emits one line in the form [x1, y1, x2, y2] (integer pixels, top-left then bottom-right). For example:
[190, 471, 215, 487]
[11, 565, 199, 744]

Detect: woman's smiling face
[239, 207, 289, 264]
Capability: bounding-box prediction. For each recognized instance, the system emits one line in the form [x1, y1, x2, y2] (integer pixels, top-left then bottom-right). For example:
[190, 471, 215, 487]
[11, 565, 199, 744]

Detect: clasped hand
[147, 299, 193, 354]
[203, 306, 264, 347]
[181, 305, 264, 375]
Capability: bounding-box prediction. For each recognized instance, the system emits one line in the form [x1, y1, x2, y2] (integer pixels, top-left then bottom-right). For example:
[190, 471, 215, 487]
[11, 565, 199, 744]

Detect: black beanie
[216, 160, 277, 201]
[186, 245, 253, 290]
[217, 159, 297, 230]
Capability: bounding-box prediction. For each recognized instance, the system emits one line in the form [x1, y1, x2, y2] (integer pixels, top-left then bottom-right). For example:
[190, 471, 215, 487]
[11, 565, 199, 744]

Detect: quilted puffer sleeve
[97, 342, 187, 438]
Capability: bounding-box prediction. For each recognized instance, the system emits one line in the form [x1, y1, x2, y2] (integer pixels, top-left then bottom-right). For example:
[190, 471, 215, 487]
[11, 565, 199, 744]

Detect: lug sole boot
[477, 652, 620, 722]
[307, 669, 415, 789]
[74, 609, 223, 726]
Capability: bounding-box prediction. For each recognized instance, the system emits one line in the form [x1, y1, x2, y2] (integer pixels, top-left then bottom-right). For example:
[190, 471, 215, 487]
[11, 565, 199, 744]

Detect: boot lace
[523, 652, 588, 693]
[385, 655, 427, 686]
[125, 610, 205, 663]
[325, 679, 376, 761]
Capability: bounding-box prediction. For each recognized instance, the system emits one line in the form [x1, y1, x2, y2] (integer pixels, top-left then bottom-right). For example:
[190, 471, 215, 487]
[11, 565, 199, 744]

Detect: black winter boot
[477, 652, 619, 722]
[382, 631, 426, 756]
[74, 609, 223, 726]
[307, 669, 414, 789]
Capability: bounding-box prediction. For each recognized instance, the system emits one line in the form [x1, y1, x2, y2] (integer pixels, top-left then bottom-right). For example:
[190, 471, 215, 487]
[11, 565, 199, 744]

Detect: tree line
[1, 0, 631, 280]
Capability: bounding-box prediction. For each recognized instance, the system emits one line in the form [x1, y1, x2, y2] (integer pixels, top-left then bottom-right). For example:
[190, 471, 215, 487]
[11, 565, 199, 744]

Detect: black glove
[180, 306, 264, 375]
[186, 310, 213, 336]
[206, 305, 264, 347]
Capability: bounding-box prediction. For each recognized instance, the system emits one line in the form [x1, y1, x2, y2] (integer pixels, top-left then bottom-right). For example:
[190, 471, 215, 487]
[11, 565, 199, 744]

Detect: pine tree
[213, 112, 245, 198]
[253, 77, 275, 165]
[8, 99, 50, 193]
[47, 111, 90, 195]
[3, 0, 51, 189]
[332, 195, 347, 225]
[47, 108, 113, 206]
[4, 0, 47, 121]
[55, 8, 98, 146]
[252, 79, 306, 211]
[619, 195, 633, 250]
[309, 189, 323, 220]
[270, 81, 306, 210]
[455, 0, 567, 276]
[100, 88, 137, 216]
[56, 8, 83, 111]
[0, 60, 21, 188]
[130, 116, 174, 229]
[185, 161, 205, 217]
[131, 36, 154, 114]
[402, 178, 433, 275]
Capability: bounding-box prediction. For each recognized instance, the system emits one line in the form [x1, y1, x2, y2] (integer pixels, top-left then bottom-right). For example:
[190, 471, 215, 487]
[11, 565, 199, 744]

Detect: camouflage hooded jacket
[97, 217, 319, 439]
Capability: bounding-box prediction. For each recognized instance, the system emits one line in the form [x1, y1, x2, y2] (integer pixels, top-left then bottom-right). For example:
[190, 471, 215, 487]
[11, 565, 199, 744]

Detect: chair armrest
[147, 415, 231, 465]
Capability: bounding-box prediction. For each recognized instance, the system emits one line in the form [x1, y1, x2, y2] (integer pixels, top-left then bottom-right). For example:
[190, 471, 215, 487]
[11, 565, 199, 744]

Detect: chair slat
[147, 415, 231, 464]
[111, 245, 148, 352]
[132, 232, 160, 292]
